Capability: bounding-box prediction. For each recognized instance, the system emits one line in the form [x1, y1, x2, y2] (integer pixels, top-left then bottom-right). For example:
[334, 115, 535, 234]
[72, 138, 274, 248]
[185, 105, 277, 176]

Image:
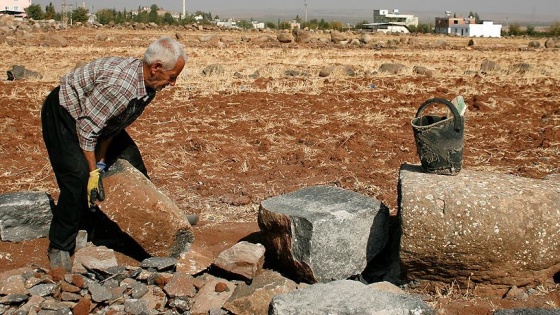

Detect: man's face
[145, 57, 185, 91]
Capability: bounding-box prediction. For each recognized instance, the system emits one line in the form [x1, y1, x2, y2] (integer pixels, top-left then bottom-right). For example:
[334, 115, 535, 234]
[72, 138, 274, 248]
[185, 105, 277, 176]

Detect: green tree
[303, 18, 319, 30]
[237, 19, 253, 29]
[355, 20, 369, 29]
[45, 2, 56, 20]
[526, 25, 536, 36]
[318, 19, 330, 30]
[25, 4, 44, 20]
[409, 23, 432, 34]
[71, 7, 89, 23]
[265, 21, 276, 29]
[134, 7, 149, 23]
[508, 23, 521, 36]
[278, 21, 292, 29]
[549, 21, 560, 36]
[148, 4, 160, 24]
[330, 20, 343, 31]
[162, 12, 176, 25]
[96, 9, 115, 24]
[468, 11, 481, 23]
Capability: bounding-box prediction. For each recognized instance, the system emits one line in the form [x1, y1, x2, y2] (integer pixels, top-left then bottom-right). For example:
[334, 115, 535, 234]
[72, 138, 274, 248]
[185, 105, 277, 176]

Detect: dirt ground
[0, 27, 559, 314]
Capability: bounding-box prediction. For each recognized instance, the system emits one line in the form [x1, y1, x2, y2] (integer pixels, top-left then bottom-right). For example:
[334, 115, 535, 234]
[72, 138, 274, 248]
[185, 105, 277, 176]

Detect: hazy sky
[33, 0, 559, 19]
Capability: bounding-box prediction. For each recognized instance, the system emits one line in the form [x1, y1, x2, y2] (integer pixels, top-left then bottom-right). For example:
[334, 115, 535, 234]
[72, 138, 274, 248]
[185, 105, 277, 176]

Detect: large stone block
[399, 164, 560, 287]
[269, 280, 434, 315]
[99, 159, 194, 258]
[0, 191, 52, 242]
[258, 185, 389, 283]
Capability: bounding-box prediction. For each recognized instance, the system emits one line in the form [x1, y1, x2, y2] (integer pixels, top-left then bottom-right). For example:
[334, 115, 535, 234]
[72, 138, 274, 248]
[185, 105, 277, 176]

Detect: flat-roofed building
[435, 16, 476, 34]
[373, 9, 418, 27]
[0, 0, 31, 14]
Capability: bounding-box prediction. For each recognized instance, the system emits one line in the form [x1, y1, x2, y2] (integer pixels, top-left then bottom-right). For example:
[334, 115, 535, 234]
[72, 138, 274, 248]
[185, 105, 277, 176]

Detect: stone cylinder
[399, 164, 560, 287]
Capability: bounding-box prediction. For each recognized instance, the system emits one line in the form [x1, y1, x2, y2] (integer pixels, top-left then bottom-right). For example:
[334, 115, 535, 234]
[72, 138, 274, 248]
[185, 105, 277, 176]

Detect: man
[41, 36, 187, 271]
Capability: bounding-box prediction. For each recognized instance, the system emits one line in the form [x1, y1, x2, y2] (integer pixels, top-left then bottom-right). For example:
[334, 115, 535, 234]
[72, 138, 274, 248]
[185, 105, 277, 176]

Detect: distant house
[450, 21, 502, 37]
[435, 16, 476, 34]
[0, 0, 31, 17]
[252, 20, 265, 29]
[362, 22, 410, 34]
[216, 18, 237, 29]
[373, 9, 418, 27]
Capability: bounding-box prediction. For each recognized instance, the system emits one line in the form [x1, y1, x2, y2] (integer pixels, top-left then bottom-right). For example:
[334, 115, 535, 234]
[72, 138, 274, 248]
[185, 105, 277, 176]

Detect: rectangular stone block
[258, 185, 389, 283]
[99, 159, 194, 258]
[0, 191, 52, 242]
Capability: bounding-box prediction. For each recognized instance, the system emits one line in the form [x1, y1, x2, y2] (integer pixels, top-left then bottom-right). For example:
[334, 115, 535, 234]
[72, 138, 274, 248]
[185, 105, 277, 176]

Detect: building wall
[435, 17, 476, 34]
[1, 0, 31, 12]
[373, 9, 418, 27]
[450, 21, 502, 38]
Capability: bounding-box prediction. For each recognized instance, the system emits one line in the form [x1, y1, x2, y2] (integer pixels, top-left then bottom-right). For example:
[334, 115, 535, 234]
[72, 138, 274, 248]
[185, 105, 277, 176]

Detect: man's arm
[95, 137, 114, 164]
[82, 150, 97, 172]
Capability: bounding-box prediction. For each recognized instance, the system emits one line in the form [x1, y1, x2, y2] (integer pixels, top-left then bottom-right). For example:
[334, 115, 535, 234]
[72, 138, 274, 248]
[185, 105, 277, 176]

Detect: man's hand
[87, 168, 105, 208]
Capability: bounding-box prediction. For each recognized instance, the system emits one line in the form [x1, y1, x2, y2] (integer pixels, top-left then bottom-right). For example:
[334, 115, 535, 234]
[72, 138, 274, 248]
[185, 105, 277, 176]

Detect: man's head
[143, 36, 187, 91]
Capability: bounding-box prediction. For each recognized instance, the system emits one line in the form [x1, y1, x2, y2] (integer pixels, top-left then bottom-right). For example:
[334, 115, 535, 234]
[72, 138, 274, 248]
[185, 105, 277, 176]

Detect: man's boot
[47, 248, 72, 272]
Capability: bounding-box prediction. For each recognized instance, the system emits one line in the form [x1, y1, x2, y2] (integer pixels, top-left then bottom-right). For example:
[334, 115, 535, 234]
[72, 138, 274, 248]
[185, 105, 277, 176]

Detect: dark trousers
[41, 86, 149, 252]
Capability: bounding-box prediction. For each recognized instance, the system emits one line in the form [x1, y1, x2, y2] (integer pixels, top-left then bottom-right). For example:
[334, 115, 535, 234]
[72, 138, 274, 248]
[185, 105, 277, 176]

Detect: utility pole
[61, 0, 67, 27]
[304, 0, 308, 23]
[182, 0, 186, 20]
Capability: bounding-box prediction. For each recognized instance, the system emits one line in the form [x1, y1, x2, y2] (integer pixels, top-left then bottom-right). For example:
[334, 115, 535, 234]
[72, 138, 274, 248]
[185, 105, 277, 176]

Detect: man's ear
[151, 62, 163, 74]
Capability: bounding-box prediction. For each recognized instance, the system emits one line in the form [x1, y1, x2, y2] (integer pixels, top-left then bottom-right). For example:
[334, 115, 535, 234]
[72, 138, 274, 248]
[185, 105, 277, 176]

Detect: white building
[450, 21, 502, 38]
[362, 22, 410, 34]
[252, 20, 264, 29]
[373, 9, 418, 27]
[216, 18, 237, 29]
[1, 0, 31, 13]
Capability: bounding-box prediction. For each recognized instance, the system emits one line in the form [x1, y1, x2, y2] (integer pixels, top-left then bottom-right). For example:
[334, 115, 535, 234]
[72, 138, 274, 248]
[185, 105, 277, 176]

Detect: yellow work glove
[87, 168, 105, 208]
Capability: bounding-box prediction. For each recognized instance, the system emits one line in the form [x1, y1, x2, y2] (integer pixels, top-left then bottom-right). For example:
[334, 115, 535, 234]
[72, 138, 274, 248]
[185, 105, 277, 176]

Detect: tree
[71, 7, 89, 23]
[355, 20, 369, 29]
[237, 19, 253, 29]
[162, 12, 176, 25]
[318, 19, 330, 30]
[303, 18, 319, 30]
[330, 20, 343, 31]
[278, 21, 292, 30]
[45, 2, 56, 20]
[25, 4, 44, 20]
[526, 25, 536, 36]
[549, 21, 560, 36]
[468, 11, 481, 23]
[148, 4, 160, 24]
[96, 9, 113, 24]
[265, 21, 276, 29]
[508, 23, 521, 36]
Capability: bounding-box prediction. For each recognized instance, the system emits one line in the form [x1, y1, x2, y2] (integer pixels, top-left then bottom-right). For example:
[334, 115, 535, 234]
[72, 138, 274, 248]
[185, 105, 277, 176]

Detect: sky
[32, 0, 559, 22]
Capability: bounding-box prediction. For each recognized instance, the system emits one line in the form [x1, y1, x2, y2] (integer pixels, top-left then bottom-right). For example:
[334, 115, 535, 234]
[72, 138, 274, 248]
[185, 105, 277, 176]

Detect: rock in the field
[0, 191, 52, 241]
[100, 159, 194, 258]
[277, 33, 293, 43]
[330, 30, 348, 43]
[212, 241, 265, 280]
[269, 280, 435, 315]
[378, 63, 406, 74]
[258, 185, 390, 283]
[6, 65, 43, 81]
[190, 275, 236, 314]
[399, 164, 560, 287]
[72, 246, 118, 274]
[223, 270, 297, 315]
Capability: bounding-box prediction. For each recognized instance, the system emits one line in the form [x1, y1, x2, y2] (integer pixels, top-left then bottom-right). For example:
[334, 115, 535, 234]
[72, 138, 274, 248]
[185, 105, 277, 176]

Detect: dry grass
[1, 28, 559, 214]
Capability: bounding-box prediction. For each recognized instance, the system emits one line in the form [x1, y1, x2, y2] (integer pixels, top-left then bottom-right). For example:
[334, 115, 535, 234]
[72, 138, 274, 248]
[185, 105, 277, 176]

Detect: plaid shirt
[59, 57, 156, 151]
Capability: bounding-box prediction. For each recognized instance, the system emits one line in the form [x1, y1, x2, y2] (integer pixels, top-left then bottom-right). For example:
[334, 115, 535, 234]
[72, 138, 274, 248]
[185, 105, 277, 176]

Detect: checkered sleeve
[60, 57, 141, 151]
[77, 83, 132, 151]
